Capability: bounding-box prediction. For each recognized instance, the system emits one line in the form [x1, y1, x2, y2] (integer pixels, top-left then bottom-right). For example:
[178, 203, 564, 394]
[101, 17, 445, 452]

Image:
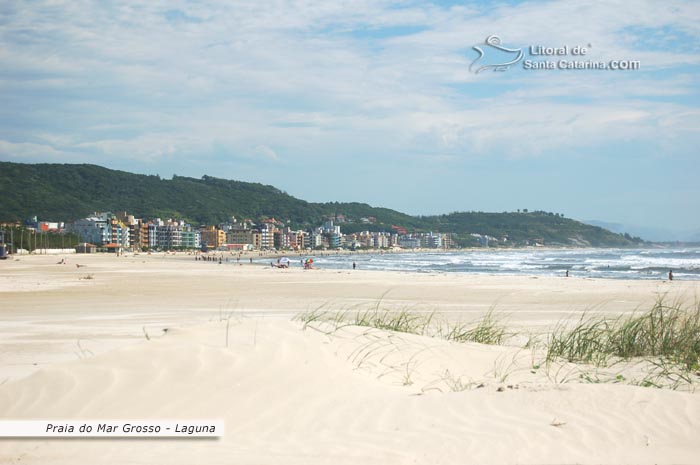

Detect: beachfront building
[309, 230, 324, 249]
[67, 212, 129, 247]
[422, 232, 442, 249]
[257, 223, 276, 250]
[147, 222, 158, 249]
[110, 218, 130, 248]
[398, 235, 421, 249]
[67, 214, 109, 245]
[155, 220, 200, 249]
[115, 212, 148, 251]
[328, 232, 342, 249]
[442, 233, 455, 249]
[125, 220, 146, 250]
[200, 226, 226, 248]
[302, 232, 312, 250]
[342, 234, 362, 250]
[156, 224, 181, 249]
[273, 230, 286, 250]
[227, 229, 254, 248]
[285, 230, 306, 250]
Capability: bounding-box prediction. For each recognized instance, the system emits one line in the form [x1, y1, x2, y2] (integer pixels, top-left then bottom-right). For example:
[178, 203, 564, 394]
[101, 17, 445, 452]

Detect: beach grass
[439, 309, 509, 345]
[295, 303, 509, 344]
[295, 296, 700, 389]
[295, 305, 436, 336]
[546, 297, 700, 371]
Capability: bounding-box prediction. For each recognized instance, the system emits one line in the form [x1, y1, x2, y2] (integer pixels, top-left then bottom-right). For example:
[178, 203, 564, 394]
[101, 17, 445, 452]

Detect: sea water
[306, 248, 700, 280]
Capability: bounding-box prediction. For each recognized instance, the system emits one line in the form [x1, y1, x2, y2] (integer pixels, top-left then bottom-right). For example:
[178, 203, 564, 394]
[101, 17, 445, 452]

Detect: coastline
[1, 252, 695, 380]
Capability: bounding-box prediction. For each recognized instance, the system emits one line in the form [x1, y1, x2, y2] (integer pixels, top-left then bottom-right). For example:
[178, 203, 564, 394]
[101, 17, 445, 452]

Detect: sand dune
[1, 254, 699, 464]
[2, 319, 699, 464]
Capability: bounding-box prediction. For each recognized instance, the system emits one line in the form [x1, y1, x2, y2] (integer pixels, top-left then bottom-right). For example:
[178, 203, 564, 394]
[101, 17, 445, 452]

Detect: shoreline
[1, 253, 696, 381]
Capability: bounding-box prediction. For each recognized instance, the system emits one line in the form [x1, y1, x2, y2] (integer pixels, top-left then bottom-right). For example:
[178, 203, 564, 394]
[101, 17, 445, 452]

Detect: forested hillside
[0, 162, 644, 247]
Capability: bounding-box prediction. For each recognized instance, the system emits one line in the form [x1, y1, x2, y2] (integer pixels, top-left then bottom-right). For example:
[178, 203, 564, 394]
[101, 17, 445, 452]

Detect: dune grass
[439, 309, 509, 345]
[295, 305, 436, 336]
[295, 296, 700, 389]
[295, 303, 510, 345]
[546, 298, 700, 371]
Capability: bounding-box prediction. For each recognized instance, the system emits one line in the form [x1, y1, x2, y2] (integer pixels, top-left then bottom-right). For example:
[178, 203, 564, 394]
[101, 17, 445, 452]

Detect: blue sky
[1, 1, 699, 239]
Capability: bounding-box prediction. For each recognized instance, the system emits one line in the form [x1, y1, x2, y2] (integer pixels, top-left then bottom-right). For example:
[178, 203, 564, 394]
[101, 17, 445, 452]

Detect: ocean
[306, 248, 700, 280]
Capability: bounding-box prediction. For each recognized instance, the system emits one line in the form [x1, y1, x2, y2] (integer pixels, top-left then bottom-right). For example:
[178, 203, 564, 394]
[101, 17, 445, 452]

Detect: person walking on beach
[353, 261, 356, 270]
[669, 270, 674, 281]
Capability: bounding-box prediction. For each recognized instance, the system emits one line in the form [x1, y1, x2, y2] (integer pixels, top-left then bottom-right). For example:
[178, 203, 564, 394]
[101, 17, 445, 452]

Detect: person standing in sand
[669, 270, 674, 281]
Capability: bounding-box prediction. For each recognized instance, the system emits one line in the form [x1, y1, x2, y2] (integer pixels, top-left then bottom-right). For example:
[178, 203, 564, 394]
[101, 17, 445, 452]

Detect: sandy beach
[1, 253, 699, 464]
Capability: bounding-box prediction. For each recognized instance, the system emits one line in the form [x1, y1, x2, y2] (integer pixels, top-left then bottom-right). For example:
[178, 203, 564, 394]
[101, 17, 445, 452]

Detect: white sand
[1, 253, 699, 464]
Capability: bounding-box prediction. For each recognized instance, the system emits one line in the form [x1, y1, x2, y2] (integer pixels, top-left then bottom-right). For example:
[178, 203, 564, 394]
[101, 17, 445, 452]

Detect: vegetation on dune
[296, 297, 700, 390]
[546, 298, 700, 371]
[295, 305, 510, 346]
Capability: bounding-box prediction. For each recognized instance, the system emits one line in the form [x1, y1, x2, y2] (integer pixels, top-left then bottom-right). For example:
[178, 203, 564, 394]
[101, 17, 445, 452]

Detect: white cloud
[0, 1, 698, 167]
[252, 144, 280, 162]
[0, 139, 68, 160]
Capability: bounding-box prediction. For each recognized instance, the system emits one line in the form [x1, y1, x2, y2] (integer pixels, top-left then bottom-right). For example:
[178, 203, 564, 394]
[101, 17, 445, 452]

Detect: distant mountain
[0, 162, 644, 247]
[585, 220, 698, 242]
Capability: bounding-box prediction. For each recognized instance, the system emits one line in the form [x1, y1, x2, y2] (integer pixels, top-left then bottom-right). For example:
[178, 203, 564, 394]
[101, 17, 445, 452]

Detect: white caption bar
[0, 420, 224, 437]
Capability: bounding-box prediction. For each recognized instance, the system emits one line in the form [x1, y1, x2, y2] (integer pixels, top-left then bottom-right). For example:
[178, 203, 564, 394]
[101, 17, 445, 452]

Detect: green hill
[0, 162, 644, 247]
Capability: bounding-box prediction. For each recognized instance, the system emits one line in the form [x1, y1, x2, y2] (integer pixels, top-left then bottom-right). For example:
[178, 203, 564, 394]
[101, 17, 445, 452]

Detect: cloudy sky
[1, 1, 699, 239]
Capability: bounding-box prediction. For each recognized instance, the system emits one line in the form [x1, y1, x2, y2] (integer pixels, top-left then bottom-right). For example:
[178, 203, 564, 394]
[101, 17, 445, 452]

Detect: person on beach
[353, 261, 356, 270]
[565, 270, 569, 277]
[669, 270, 673, 281]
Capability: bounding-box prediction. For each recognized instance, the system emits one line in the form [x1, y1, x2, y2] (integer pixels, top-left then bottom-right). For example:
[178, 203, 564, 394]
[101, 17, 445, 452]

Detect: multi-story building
[69, 213, 202, 251]
[309, 230, 323, 249]
[328, 232, 341, 249]
[398, 235, 421, 249]
[252, 231, 263, 250]
[422, 232, 442, 249]
[227, 229, 255, 248]
[156, 220, 200, 249]
[147, 222, 158, 249]
[109, 218, 130, 248]
[374, 233, 390, 249]
[285, 230, 306, 250]
[442, 233, 454, 249]
[181, 229, 200, 249]
[257, 223, 276, 250]
[68, 214, 110, 245]
[68, 212, 128, 247]
[200, 226, 226, 248]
